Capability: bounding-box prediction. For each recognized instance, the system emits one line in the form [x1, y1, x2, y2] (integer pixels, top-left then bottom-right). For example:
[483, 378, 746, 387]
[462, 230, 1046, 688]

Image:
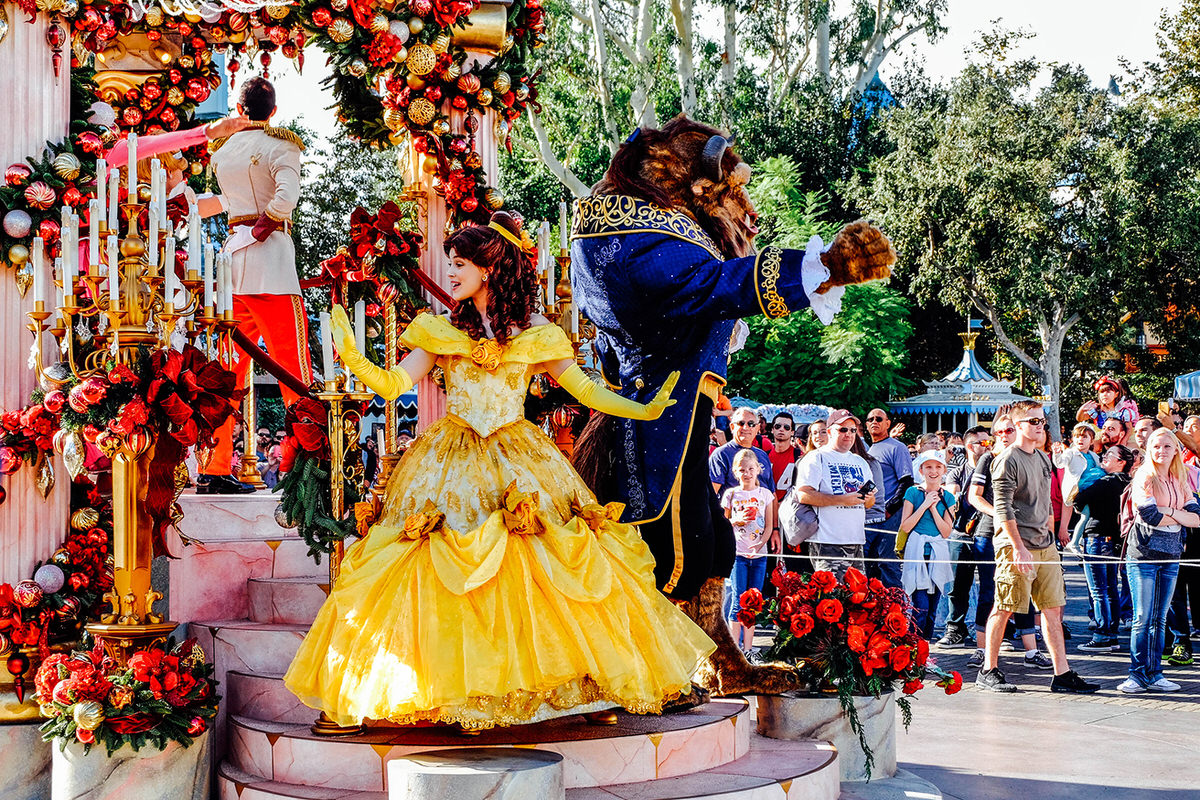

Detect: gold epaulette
[208, 136, 229, 155]
[261, 125, 306, 151]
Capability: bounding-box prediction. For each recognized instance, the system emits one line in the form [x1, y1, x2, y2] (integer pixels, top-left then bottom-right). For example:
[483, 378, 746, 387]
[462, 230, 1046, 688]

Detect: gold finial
[958, 331, 980, 350]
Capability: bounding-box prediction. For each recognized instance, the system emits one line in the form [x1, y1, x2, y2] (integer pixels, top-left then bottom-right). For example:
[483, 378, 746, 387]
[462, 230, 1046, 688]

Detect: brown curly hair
[445, 211, 539, 346]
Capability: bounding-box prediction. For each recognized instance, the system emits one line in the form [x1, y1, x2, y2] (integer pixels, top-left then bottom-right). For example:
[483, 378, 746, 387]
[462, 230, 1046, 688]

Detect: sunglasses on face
[993, 427, 1015, 435]
[865, 416, 887, 423]
[833, 426, 859, 434]
[733, 420, 757, 427]
[773, 424, 792, 430]
[1019, 417, 1046, 427]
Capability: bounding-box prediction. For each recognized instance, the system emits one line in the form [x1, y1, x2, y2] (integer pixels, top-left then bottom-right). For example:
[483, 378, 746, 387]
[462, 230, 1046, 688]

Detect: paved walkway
[896, 569, 1199, 799]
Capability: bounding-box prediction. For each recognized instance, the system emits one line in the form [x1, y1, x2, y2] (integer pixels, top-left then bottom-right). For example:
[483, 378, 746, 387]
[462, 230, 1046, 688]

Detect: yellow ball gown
[284, 314, 715, 729]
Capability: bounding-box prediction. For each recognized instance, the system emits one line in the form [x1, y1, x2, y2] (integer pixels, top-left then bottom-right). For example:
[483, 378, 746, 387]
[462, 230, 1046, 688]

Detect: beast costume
[571, 194, 844, 599]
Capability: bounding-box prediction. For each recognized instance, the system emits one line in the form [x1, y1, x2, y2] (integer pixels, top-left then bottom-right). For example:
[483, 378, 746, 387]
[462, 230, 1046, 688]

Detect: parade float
[0, 0, 946, 796]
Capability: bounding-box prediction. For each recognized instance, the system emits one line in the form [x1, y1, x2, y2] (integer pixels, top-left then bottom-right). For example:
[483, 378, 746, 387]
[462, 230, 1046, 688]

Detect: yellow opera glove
[329, 305, 413, 400]
[558, 365, 678, 421]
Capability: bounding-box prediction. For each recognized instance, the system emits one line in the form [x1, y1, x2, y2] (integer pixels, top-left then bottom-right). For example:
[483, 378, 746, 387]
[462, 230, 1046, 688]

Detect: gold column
[237, 375, 267, 489]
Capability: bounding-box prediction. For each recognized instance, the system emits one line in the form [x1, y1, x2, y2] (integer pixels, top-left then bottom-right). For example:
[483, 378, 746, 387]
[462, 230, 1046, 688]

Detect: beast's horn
[702, 135, 727, 182]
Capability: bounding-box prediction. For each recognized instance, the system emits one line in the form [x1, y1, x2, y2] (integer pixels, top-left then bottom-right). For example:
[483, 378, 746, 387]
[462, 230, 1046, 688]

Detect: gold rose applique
[469, 339, 504, 371]
[400, 499, 446, 540]
[501, 482, 543, 536]
[569, 492, 626, 533]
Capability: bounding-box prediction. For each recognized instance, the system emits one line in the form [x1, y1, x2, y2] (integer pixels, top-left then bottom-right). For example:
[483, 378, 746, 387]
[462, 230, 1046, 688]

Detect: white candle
[222, 253, 233, 315]
[164, 236, 177, 303]
[319, 311, 335, 384]
[157, 166, 167, 221]
[545, 246, 555, 311]
[187, 203, 200, 276]
[126, 132, 138, 197]
[32, 236, 45, 304]
[571, 302, 579, 338]
[54, 279, 64, 328]
[559, 200, 568, 251]
[107, 235, 119, 312]
[354, 299, 366, 355]
[87, 199, 99, 269]
[107, 170, 119, 229]
[148, 159, 160, 268]
[376, 427, 386, 456]
[95, 158, 106, 227]
[203, 242, 214, 312]
[214, 256, 224, 316]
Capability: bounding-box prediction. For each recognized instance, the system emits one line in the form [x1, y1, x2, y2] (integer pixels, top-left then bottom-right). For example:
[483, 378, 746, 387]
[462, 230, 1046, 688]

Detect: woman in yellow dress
[284, 211, 715, 729]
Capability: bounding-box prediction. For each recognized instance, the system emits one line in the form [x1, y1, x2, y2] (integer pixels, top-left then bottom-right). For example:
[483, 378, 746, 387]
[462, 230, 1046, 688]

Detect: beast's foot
[661, 684, 711, 714]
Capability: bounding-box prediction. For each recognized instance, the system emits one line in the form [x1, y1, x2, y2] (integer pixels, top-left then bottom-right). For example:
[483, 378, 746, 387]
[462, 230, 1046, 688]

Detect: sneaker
[976, 667, 1018, 693]
[1025, 651, 1054, 669]
[1146, 677, 1181, 692]
[1050, 670, 1100, 694]
[1165, 645, 1194, 666]
[967, 648, 984, 668]
[999, 639, 1017, 652]
[936, 630, 966, 648]
[1117, 678, 1147, 694]
[1078, 637, 1121, 653]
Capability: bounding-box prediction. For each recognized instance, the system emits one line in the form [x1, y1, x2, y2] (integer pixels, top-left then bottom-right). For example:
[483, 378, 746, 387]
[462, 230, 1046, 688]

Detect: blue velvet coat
[570, 195, 821, 525]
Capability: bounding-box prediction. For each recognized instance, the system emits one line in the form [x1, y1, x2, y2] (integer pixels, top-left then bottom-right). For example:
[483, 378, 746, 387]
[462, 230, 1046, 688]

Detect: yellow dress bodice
[400, 314, 574, 438]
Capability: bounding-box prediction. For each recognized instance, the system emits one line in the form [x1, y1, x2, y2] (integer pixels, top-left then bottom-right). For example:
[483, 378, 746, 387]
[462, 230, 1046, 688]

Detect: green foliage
[274, 450, 358, 562]
[726, 157, 913, 411]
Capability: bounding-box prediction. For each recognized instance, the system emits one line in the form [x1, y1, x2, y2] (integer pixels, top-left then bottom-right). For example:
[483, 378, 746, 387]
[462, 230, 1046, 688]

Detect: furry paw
[816, 220, 896, 292]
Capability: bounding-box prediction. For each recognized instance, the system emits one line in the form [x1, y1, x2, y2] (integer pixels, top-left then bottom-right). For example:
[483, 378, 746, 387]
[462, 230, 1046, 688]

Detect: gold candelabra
[27, 190, 235, 666]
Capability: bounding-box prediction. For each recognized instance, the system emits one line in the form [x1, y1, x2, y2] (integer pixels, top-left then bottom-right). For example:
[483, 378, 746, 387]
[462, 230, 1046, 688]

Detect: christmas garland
[35, 635, 219, 754]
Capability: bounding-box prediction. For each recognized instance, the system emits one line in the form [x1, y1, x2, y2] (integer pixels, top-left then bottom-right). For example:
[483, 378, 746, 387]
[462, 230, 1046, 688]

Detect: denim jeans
[1082, 536, 1121, 639]
[865, 513, 903, 589]
[1127, 559, 1180, 686]
[1166, 529, 1199, 654]
[728, 555, 769, 622]
[911, 586, 942, 640]
[946, 535, 995, 637]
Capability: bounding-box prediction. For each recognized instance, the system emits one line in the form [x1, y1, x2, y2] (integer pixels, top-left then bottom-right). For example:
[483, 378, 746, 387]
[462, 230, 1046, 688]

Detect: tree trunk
[670, 0, 697, 115]
[720, 0, 736, 128]
[815, 0, 831, 87]
[588, 0, 622, 155]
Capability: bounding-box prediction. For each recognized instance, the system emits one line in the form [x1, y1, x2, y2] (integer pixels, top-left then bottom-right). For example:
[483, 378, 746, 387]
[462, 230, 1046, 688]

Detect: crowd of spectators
[708, 378, 1200, 695]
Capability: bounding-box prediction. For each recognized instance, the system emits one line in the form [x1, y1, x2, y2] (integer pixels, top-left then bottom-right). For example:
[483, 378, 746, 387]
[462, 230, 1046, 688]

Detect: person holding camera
[795, 409, 876, 579]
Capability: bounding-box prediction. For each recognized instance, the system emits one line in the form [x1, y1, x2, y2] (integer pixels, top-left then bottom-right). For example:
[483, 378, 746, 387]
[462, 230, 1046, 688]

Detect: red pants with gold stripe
[202, 293, 313, 476]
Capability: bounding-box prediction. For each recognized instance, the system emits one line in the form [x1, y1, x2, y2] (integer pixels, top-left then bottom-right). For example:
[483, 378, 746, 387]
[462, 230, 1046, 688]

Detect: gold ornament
[266, 1, 292, 19]
[464, 152, 482, 170]
[484, 188, 505, 210]
[431, 118, 451, 136]
[345, 58, 368, 77]
[492, 72, 510, 95]
[444, 62, 461, 81]
[448, 158, 463, 172]
[406, 43, 435, 76]
[62, 433, 87, 480]
[191, 162, 204, 175]
[328, 17, 354, 43]
[144, 6, 163, 26]
[14, 265, 31, 296]
[422, 155, 438, 174]
[406, 73, 427, 90]
[407, 97, 436, 125]
[393, 45, 408, 63]
[52, 152, 81, 181]
[408, 16, 423, 35]
[183, 11, 202, 23]
[166, 86, 185, 105]
[457, 74, 480, 93]
[515, 83, 529, 101]
[383, 107, 406, 131]
[34, 456, 53, 498]
[8, 244, 29, 265]
[476, 88, 493, 106]
[432, 32, 451, 53]
[73, 701, 105, 731]
[330, 0, 348, 10]
[370, 13, 389, 33]
[179, 55, 195, 69]
[70, 505, 99, 531]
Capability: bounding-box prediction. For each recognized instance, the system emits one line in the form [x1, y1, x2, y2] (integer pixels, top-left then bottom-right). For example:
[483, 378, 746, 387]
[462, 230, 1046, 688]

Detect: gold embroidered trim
[570, 195, 722, 260]
[755, 247, 788, 318]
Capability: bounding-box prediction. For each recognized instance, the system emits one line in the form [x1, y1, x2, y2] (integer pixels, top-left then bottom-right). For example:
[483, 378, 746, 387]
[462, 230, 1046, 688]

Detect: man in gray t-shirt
[976, 401, 1098, 696]
[864, 408, 911, 588]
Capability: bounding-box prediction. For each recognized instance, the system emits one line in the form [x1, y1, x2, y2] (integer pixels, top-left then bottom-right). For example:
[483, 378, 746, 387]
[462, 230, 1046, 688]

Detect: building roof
[889, 331, 1039, 415]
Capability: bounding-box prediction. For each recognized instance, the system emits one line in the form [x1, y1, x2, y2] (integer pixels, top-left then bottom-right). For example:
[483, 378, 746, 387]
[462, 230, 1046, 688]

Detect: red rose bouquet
[36, 637, 218, 755]
[743, 566, 962, 777]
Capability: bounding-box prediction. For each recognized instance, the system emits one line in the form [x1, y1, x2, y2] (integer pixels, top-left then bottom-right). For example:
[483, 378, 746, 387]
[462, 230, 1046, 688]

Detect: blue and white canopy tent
[1175, 370, 1200, 401]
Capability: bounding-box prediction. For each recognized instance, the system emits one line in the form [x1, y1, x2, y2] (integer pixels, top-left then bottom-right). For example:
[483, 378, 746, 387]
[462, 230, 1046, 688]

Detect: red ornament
[4, 164, 32, 187]
[142, 82, 162, 101]
[13, 580, 43, 608]
[177, 22, 193, 36]
[460, 196, 479, 213]
[228, 59, 241, 73]
[228, 12, 248, 31]
[425, 86, 442, 102]
[122, 106, 144, 126]
[311, 6, 332, 26]
[168, 68, 183, 85]
[185, 78, 210, 102]
[191, 36, 207, 50]
[282, 41, 298, 58]
[448, 137, 469, 155]
[412, 135, 427, 152]
[6, 653, 29, 676]
[451, 95, 468, 110]
[267, 25, 289, 45]
[24, 181, 56, 210]
[76, 131, 104, 156]
[124, 87, 140, 103]
[159, 107, 178, 127]
[78, 7, 102, 30]
[0, 485, 6, 506]
[410, 0, 432, 14]
[147, 29, 161, 41]
[259, 52, 272, 68]
[62, 186, 85, 207]
[37, 218, 60, 244]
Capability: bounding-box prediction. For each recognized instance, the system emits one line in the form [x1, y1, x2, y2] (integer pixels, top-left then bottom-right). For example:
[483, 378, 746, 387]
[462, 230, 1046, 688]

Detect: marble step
[227, 699, 751, 793]
[172, 537, 322, 624]
[217, 731, 839, 800]
[226, 671, 317, 726]
[248, 577, 329, 625]
[177, 491, 300, 543]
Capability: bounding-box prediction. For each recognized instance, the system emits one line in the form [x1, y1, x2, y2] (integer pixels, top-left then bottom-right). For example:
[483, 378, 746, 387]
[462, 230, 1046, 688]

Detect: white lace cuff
[802, 235, 845, 326]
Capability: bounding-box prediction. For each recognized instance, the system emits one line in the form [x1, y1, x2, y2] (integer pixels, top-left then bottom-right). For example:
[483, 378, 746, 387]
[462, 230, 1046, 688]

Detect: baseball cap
[827, 409, 860, 427]
[913, 451, 946, 470]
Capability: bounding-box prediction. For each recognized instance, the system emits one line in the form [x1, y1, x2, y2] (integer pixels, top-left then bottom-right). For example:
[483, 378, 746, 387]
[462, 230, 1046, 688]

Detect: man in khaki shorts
[975, 400, 1100, 694]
